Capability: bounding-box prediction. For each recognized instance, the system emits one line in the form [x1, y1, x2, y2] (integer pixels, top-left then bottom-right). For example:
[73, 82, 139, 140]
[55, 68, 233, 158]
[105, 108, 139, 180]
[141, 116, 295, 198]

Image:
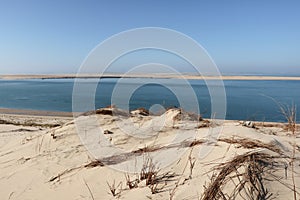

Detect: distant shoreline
[1, 74, 300, 81]
[0, 108, 73, 117]
[0, 107, 295, 125]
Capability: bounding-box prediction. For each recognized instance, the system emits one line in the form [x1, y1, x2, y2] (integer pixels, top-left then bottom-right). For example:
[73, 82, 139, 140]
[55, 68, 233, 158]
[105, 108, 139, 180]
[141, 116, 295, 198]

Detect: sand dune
[0, 108, 299, 199]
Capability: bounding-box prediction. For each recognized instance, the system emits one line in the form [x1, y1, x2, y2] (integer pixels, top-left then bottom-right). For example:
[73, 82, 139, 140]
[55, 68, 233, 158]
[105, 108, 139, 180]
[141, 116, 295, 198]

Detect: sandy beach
[0, 107, 299, 199]
[1, 74, 300, 81]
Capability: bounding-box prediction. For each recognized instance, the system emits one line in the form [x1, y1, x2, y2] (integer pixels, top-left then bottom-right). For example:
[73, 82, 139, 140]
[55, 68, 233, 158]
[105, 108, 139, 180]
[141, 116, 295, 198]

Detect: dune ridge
[0, 108, 299, 199]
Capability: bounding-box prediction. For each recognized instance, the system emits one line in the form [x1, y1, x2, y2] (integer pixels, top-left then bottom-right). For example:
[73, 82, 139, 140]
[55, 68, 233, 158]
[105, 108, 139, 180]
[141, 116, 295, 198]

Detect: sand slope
[0, 109, 299, 199]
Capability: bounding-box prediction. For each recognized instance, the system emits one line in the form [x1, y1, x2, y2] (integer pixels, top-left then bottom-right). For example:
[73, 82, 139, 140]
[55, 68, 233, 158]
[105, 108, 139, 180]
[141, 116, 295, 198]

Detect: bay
[0, 78, 299, 122]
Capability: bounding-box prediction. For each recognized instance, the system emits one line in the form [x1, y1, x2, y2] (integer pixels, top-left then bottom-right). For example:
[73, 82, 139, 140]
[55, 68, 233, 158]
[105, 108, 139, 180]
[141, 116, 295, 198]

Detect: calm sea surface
[0, 78, 299, 122]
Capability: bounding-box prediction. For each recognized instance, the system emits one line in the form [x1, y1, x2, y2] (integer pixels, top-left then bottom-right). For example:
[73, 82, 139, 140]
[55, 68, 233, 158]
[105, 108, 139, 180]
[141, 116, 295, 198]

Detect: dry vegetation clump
[80, 110, 97, 116]
[278, 103, 297, 133]
[140, 156, 160, 186]
[0, 119, 60, 128]
[202, 152, 277, 200]
[135, 107, 150, 116]
[79, 107, 116, 116]
[84, 160, 105, 168]
[131, 140, 206, 155]
[96, 108, 113, 115]
[278, 103, 298, 200]
[107, 180, 122, 197]
[255, 122, 285, 128]
[123, 156, 176, 194]
[132, 145, 162, 154]
[172, 109, 203, 122]
[103, 129, 113, 134]
[125, 174, 139, 189]
[80, 106, 129, 116]
[185, 139, 206, 148]
[198, 120, 210, 128]
[218, 137, 282, 154]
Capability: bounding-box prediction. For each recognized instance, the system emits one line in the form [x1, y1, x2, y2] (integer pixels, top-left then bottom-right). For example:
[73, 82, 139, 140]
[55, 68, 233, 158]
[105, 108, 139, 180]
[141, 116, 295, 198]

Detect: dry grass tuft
[125, 174, 139, 189]
[135, 107, 150, 116]
[278, 103, 297, 133]
[139, 156, 176, 194]
[198, 120, 210, 128]
[278, 102, 297, 200]
[219, 137, 282, 154]
[202, 152, 276, 200]
[140, 156, 159, 186]
[107, 180, 122, 197]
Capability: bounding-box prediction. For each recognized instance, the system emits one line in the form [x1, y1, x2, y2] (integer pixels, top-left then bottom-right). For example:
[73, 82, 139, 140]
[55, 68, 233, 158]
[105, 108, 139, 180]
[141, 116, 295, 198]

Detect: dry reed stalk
[169, 182, 179, 200]
[83, 179, 95, 200]
[218, 137, 282, 154]
[187, 149, 196, 180]
[278, 103, 297, 200]
[49, 166, 82, 182]
[107, 180, 122, 197]
[49, 160, 105, 183]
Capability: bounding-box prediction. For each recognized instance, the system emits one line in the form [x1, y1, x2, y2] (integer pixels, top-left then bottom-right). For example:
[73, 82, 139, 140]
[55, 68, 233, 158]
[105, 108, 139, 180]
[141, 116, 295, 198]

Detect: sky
[0, 0, 300, 75]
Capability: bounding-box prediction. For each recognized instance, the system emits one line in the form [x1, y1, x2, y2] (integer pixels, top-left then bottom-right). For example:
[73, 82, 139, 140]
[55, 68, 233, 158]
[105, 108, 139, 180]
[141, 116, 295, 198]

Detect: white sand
[0, 109, 299, 199]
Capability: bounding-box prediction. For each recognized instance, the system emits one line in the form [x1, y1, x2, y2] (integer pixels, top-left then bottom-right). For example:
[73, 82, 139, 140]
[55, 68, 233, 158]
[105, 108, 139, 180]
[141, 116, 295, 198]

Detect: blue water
[0, 78, 299, 122]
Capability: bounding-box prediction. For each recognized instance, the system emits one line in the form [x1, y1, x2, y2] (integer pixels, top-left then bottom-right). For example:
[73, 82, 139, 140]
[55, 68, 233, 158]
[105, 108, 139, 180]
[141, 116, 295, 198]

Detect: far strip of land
[0, 108, 73, 117]
[1, 74, 300, 80]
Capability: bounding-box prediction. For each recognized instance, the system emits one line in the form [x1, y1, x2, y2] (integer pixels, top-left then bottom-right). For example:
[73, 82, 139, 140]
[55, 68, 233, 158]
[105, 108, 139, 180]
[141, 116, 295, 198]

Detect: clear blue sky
[0, 0, 300, 75]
